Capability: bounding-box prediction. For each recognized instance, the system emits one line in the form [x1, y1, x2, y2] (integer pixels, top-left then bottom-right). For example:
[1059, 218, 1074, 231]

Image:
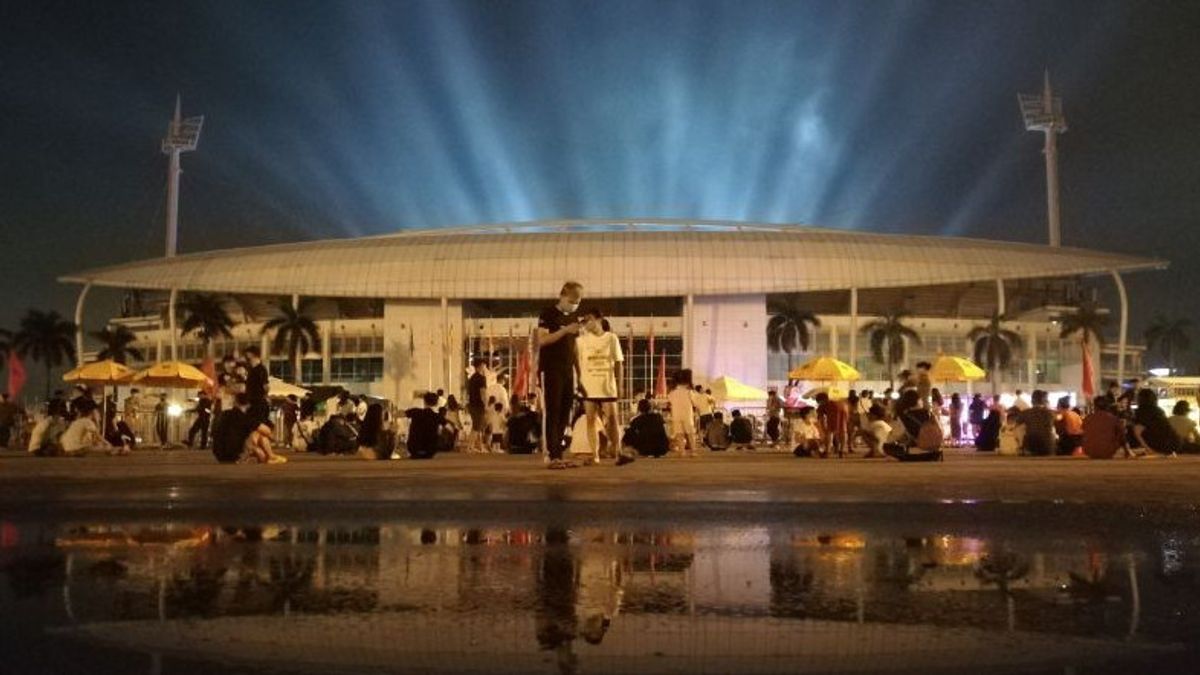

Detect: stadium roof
[60, 219, 1167, 300]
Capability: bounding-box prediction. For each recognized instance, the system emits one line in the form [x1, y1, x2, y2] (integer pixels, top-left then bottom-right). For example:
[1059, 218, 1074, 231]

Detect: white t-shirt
[60, 417, 101, 453]
[576, 331, 624, 399]
[867, 419, 892, 445]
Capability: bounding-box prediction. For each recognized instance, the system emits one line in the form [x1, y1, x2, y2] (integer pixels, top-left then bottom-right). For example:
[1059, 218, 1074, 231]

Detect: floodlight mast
[161, 95, 204, 258]
[1019, 71, 1067, 247]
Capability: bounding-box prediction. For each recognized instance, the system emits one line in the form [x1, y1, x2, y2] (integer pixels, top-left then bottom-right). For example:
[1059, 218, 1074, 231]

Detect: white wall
[378, 300, 463, 406]
[689, 294, 768, 387]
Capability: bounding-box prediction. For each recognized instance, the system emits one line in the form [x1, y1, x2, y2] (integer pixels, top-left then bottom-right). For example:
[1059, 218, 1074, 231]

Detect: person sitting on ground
[357, 402, 389, 460]
[729, 409, 754, 450]
[28, 409, 69, 455]
[815, 393, 849, 458]
[1168, 400, 1200, 454]
[1131, 388, 1182, 456]
[239, 419, 286, 464]
[974, 402, 1002, 452]
[58, 400, 108, 456]
[211, 394, 283, 464]
[704, 410, 731, 451]
[998, 406, 1024, 456]
[1019, 390, 1057, 456]
[1055, 396, 1085, 455]
[506, 402, 541, 454]
[1082, 396, 1127, 460]
[105, 411, 136, 455]
[883, 389, 942, 461]
[622, 399, 669, 458]
[863, 404, 891, 458]
[406, 391, 452, 459]
[316, 414, 358, 455]
[791, 407, 822, 457]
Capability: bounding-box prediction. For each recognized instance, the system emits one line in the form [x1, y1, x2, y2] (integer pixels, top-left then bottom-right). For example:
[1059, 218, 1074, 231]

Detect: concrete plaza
[3, 448, 1199, 512]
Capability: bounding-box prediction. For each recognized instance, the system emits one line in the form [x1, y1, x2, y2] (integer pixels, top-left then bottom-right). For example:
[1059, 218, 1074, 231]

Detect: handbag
[915, 415, 944, 452]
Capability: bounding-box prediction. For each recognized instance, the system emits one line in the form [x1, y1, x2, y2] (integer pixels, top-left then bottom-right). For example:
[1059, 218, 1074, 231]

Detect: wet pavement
[3, 450, 1200, 673]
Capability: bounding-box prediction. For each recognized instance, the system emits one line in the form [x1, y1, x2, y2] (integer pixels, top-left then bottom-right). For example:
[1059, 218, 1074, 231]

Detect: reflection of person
[536, 526, 578, 674]
[575, 308, 625, 465]
[537, 282, 584, 469]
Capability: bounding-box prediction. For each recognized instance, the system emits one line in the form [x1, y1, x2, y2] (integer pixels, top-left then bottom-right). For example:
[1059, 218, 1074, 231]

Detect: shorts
[467, 405, 486, 430]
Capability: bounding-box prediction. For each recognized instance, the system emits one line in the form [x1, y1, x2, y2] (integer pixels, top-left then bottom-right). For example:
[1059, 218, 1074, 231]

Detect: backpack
[915, 416, 944, 452]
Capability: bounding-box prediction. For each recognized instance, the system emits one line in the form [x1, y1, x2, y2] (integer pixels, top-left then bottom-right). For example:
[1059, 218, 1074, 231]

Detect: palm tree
[967, 312, 1025, 395]
[766, 298, 821, 372]
[860, 310, 920, 388]
[261, 298, 320, 384]
[90, 325, 144, 364]
[178, 293, 236, 359]
[13, 309, 76, 399]
[1144, 314, 1192, 372]
[1055, 301, 1108, 348]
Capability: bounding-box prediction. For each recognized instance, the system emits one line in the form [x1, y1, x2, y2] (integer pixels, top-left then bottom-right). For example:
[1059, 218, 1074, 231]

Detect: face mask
[562, 301, 580, 313]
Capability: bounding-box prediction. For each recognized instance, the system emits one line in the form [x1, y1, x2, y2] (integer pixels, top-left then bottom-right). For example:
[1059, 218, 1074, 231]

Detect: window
[331, 357, 384, 383]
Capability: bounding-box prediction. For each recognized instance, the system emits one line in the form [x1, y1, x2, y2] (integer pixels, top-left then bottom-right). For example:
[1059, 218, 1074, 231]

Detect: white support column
[291, 294, 301, 382]
[320, 320, 332, 384]
[684, 294, 694, 370]
[1111, 270, 1129, 385]
[440, 297, 449, 389]
[829, 324, 839, 360]
[848, 288, 858, 368]
[167, 288, 179, 362]
[73, 283, 92, 366]
[995, 279, 1006, 316]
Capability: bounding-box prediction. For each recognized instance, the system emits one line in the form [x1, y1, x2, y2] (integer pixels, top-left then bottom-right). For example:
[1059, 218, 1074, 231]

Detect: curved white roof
[60, 219, 1166, 299]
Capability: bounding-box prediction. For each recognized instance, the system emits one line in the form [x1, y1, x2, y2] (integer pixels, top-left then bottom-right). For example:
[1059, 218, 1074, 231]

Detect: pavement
[3, 447, 1200, 514]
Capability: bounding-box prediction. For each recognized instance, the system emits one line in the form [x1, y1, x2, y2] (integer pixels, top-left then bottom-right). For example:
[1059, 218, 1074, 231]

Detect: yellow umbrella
[130, 361, 212, 389]
[800, 386, 850, 401]
[788, 356, 861, 382]
[930, 355, 986, 382]
[709, 375, 770, 402]
[62, 359, 136, 386]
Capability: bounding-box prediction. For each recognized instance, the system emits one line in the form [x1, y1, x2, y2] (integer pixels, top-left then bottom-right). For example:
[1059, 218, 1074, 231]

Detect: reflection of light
[167, 403, 183, 417]
[1148, 367, 1171, 378]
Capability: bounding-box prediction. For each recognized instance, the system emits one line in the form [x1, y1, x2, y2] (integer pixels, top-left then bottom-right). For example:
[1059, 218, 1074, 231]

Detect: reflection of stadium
[61, 220, 1165, 399]
[21, 520, 1188, 673]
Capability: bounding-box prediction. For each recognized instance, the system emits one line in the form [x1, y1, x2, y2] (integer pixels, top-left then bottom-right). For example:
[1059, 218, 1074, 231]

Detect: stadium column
[684, 294, 694, 370]
[994, 279, 1006, 316]
[1111, 271, 1128, 385]
[848, 288, 858, 369]
[168, 288, 178, 362]
[73, 282, 92, 366]
[441, 297, 450, 391]
[320, 320, 332, 385]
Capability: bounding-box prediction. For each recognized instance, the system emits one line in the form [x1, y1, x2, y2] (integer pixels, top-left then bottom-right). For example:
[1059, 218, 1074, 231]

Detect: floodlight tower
[161, 95, 204, 257]
[1019, 71, 1067, 247]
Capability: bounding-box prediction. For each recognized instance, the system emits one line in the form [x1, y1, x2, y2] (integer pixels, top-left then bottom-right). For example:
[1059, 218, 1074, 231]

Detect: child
[816, 393, 849, 458]
[998, 407, 1023, 456]
[704, 411, 731, 451]
[666, 369, 700, 456]
[242, 419, 287, 464]
[863, 405, 892, 458]
[489, 401, 508, 453]
[791, 407, 822, 457]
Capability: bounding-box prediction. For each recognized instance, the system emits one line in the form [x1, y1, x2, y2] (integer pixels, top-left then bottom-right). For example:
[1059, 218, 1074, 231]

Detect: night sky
[2, 1, 1198, 369]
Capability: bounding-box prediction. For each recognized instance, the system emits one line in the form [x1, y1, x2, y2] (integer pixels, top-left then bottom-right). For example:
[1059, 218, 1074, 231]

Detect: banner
[7, 352, 26, 399]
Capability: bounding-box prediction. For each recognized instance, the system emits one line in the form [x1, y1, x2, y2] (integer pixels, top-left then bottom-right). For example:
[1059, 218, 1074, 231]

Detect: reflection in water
[2, 516, 1200, 674]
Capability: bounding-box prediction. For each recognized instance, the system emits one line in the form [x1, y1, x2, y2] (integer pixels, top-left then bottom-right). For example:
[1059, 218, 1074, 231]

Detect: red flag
[655, 351, 668, 398]
[200, 356, 218, 396]
[7, 352, 26, 399]
[513, 346, 530, 399]
[1080, 338, 1096, 402]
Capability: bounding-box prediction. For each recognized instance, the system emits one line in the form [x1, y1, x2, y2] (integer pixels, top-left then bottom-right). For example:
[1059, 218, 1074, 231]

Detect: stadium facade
[60, 220, 1166, 402]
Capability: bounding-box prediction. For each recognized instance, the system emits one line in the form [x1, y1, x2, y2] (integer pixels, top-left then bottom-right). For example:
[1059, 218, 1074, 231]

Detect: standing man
[467, 358, 489, 452]
[186, 390, 213, 449]
[243, 346, 271, 424]
[537, 281, 584, 469]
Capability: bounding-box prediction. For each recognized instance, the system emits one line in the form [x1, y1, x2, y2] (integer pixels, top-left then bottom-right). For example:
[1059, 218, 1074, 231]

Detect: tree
[261, 298, 320, 384]
[13, 309, 76, 399]
[766, 298, 821, 372]
[178, 293, 236, 359]
[90, 325, 144, 364]
[967, 312, 1025, 395]
[0, 327, 11, 380]
[1055, 301, 1108, 348]
[860, 310, 920, 388]
[1144, 314, 1192, 372]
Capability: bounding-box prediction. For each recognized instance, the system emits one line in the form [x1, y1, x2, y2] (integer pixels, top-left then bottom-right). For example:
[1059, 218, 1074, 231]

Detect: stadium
[60, 219, 1166, 403]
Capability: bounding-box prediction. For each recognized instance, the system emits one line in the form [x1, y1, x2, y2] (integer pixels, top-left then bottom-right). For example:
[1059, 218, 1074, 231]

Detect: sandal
[548, 459, 569, 470]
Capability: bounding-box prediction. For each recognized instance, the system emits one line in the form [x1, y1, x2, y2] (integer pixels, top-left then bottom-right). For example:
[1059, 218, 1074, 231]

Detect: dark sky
[2, 1, 1198, 363]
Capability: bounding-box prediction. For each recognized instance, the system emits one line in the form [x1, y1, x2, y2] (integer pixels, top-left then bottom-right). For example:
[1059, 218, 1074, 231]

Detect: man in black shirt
[466, 358, 489, 452]
[406, 391, 450, 459]
[244, 346, 271, 424]
[537, 281, 583, 468]
[187, 390, 213, 449]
